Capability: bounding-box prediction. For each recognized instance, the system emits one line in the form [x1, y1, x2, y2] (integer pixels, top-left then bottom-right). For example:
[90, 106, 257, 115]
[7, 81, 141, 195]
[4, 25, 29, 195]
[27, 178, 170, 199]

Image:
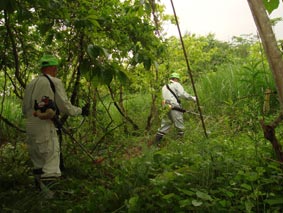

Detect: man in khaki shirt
[154, 72, 196, 146]
[22, 55, 89, 186]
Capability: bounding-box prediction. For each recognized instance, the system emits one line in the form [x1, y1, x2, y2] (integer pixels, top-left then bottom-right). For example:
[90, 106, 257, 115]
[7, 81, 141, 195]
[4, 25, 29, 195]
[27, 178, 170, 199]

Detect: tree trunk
[247, 0, 283, 108]
[247, 0, 283, 163]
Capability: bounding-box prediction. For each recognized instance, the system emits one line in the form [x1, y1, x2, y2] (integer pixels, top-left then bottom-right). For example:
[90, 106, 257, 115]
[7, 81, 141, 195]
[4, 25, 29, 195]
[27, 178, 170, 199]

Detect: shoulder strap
[43, 76, 63, 138]
[43, 74, 60, 116]
[44, 74, 56, 94]
[166, 84, 181, 104]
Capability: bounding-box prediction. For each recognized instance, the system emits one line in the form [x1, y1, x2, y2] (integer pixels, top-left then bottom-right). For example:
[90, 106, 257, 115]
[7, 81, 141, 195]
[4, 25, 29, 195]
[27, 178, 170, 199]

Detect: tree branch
[260, 115, 283, 163]
[107, 85, 139, 130]
[4, 10, 26, 94]
[0, 115, 25, 133]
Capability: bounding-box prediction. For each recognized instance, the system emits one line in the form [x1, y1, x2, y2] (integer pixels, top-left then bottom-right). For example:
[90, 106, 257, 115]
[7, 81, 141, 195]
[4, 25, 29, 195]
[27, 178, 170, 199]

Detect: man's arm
[174, 82, 196, 101]
[53, 78, 82, 116]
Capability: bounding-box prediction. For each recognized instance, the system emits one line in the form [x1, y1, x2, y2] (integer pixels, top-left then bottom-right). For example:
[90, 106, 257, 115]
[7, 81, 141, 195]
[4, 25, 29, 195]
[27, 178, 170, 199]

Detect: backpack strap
[43, 74, 56, 94]
[166, 84, 181, 104]
[43, 74, 61, 117]
[43, 74, 64, 170]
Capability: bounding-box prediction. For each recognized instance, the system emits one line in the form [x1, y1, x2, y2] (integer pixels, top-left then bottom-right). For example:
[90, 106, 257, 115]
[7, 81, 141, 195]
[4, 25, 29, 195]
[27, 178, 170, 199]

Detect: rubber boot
[177, 131, 184, 137]
[41, 176, 58, 188]
[154, 133, 164, 146]
[33, 168, 43, 191]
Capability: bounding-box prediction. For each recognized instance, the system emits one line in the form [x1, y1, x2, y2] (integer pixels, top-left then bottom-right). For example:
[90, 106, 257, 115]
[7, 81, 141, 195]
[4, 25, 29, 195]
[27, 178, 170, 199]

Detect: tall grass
[196, 62, 277, 116]
[0, 96, 25, 144]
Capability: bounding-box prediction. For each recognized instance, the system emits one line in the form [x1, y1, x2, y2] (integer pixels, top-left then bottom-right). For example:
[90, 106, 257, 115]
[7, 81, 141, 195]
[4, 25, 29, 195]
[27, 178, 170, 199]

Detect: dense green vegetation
[1, 0, 283, 212]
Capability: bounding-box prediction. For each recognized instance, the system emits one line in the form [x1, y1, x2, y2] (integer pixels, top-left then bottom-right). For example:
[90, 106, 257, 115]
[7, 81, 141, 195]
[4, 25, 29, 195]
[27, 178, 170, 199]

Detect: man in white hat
[154, 72, 196, 145]
[22, 54, 89, 189]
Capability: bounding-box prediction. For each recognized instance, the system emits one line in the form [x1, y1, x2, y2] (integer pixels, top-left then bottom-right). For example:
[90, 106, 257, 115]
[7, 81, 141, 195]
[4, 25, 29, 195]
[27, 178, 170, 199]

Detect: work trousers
[26, 127, 61, 178]
[157, 109, 185, 136]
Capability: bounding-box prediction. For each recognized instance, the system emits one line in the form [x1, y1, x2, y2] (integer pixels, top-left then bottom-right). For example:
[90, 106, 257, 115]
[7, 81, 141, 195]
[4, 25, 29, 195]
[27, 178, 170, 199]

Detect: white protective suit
[157, 79, 195, 136]
[22, 74, 82, 178]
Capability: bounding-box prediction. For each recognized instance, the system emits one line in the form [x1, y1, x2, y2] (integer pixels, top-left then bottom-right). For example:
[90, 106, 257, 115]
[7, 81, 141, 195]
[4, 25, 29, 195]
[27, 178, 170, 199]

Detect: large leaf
[192, 200, 203, 207]
[38, 22, 54, 35]
[79, 59, 91, 76]
[85, 14, 101, 30]
[178, 188, 194, 196]
[263, 0, 280, 14]
[87, 44, 106, 60]
[162, 193, 175, 200]
[196, 191, 213, 201]
[101, 67, 114, 85]
[143, 56, 152, 70]
[264, 197, 283, 205]
[116, 70, 129, 85]
[127, 195, 139, 210]
[179, 199, 191, 208]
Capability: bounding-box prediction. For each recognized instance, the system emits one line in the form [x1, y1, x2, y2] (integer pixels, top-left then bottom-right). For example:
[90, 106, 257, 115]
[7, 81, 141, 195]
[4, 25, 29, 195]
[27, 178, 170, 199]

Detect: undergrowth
[1, 116, 283, 212]
[1, 62, 283, 212]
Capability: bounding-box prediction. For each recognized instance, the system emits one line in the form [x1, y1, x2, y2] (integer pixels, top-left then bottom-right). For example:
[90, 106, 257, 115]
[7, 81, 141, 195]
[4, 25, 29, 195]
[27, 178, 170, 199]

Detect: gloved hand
[191, 96, 196, 102]
[81, 103, 90, 116]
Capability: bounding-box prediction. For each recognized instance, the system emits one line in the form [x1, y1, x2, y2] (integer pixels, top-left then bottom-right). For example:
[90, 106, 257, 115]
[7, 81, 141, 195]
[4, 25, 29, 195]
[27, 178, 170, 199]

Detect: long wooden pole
[170, 0, 208, 138]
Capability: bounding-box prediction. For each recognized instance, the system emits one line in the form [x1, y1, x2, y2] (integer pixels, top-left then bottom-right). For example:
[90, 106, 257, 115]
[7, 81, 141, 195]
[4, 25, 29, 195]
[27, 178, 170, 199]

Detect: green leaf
[91, 75, 100, 87]
[196, 191, 213, 201]
[192, 200, 203, 207]
[79, 60, 91, 75]
[263, 0, 280, 14]
[178, 188, 194, 196]
[44, 33, 54, 45]
[241, 183, 252, 191]
[87, 44, 103, 60]
[116, 70, 129, 85]
[264, 197, 283, 205]
[143, 57, 152, 70]
[219, 188, 234, 198]
[89, 66, 103, 87]
[38, 22, 54, 35]
[163, 193, 175, 200]
[128, 195, 139, 208]
[219, 200, 228, 207]
[245, 201, 254, 212]
[86, 14, 101, 29]
[179, 199, 190, 208]
[101, 66, 114, 85]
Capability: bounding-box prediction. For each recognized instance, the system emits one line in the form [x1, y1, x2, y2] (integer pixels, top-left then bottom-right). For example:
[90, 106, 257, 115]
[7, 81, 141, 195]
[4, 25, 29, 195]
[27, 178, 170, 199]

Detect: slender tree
[247, 0, 283, 163]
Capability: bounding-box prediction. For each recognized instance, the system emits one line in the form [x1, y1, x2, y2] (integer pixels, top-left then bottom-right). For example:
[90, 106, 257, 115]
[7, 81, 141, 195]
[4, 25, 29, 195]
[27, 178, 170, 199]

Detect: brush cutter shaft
[61, 126, 96, 162]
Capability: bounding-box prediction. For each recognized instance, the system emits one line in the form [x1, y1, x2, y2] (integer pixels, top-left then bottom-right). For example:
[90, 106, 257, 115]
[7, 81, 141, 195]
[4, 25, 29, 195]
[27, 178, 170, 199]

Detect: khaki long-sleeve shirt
[22, 74, 82, 135]
[162, 79, 195, 107]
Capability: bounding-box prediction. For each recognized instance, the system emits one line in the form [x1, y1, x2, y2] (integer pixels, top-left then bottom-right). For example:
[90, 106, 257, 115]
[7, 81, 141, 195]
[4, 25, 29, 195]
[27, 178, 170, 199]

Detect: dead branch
[260, 116, 283, 163]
